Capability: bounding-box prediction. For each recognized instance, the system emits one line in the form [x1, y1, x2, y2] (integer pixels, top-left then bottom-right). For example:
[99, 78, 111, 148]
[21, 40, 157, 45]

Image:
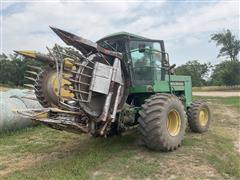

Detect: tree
[210, 29, 240, 61]
[51, 44, 82, 59]
[0, 45, 79, 87]
[175, 60, 211, 87]
[0, 53, 44, 86]
[211, 60, 240, 86]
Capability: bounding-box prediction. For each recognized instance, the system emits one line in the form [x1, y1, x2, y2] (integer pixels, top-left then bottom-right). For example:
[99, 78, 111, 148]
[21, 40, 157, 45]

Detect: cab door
[129, 41, 153, 86]
[129, 40, 163, 86]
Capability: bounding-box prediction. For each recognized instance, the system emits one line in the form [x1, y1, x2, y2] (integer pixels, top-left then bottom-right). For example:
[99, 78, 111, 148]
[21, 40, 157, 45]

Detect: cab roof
[97, 31, 147, 42]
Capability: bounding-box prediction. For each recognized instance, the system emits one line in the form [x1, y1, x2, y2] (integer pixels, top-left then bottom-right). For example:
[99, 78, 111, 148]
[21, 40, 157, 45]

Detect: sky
[0, 0, 239, 66]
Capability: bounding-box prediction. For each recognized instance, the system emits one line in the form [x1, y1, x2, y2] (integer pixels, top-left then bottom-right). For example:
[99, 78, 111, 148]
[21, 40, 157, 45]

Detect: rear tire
[187, 101, 211, 133]
[138, 93, 187, 151]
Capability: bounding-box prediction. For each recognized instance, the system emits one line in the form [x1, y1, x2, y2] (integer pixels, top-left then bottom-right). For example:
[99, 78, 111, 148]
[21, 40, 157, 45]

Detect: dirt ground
[193, 91, 240, 97]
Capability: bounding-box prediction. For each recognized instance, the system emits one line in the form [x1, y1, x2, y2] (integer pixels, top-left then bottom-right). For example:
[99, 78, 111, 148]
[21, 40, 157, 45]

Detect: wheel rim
[199, 108, 209, 126]
[167, 109, 181, 136]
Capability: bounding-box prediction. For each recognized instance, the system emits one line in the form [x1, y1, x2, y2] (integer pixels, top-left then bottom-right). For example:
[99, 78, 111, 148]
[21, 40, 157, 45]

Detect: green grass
[0, 126, 79, 155]
[193, 85, 240, 92]
[204, 133, 240, 178]
[193, 96, 240, 108]
[0, 97, 239, 179]
[7, 131, 137, 179]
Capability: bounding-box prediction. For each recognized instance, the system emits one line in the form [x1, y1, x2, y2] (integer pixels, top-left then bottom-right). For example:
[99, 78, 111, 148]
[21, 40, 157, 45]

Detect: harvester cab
[15, 27, 212, 151]
[97, 33, 169, 87]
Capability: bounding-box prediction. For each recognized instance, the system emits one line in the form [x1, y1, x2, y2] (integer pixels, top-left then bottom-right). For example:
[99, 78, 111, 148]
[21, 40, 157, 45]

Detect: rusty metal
[99, 85, 114, 122]
[15, 107, 88, 133]
[111, 85, 122, 122]
[100, 120, 110, 136]
[50, 27, 123, 59]
[50, 26, 98, 55]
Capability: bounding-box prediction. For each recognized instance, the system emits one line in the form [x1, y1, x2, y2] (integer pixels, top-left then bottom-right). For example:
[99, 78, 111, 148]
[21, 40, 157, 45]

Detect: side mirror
[138, 44, 145, 53]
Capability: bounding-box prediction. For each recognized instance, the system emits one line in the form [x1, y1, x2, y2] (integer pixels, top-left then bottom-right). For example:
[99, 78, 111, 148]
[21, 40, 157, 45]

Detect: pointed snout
[14, 50, 37, 59]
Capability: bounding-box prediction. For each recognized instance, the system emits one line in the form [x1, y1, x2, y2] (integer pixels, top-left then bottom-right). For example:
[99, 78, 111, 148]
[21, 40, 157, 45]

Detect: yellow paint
[34, 111, 49, 119]
[167, 109, 181, 136]
[51, 72, 74, 98]
[64, 58, 74, 69]
[15, 50, 37, 58]
[11, 108, 17, 113]
[50, 108, 82, 115]
[199, 108, 209, 126]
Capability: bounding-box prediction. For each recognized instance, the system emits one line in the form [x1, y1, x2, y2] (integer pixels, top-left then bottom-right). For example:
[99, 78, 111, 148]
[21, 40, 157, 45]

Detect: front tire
[138, 93, 187, 151]
[187, 101, 211, 133]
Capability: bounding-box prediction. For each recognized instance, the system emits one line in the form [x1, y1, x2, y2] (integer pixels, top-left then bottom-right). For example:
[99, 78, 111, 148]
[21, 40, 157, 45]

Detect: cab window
[152, 42, 162, 67]
[130, 42, 151, 68]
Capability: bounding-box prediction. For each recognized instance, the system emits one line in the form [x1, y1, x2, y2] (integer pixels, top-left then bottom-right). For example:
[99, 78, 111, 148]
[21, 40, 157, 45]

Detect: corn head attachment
[15, 27, 129, 136]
